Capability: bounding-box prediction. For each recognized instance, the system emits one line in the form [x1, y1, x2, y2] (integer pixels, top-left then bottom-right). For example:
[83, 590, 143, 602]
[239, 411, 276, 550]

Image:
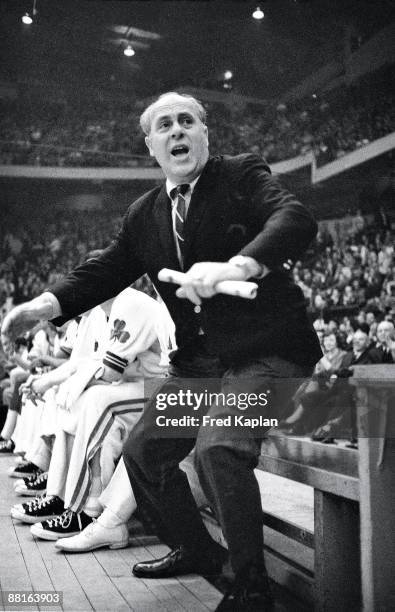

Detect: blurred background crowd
[0, 67, 393, 168]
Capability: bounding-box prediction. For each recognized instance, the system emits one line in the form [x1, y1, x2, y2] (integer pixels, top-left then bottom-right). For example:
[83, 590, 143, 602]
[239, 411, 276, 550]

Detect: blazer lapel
[152, 185, 180, 270]
[183, 159, 216, 266]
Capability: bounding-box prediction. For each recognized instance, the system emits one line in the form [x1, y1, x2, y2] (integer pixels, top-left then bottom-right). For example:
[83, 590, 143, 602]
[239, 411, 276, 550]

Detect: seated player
[0, 323, 59, 454]
[11, 288, 175, 541]
[9, 303, 109, 487]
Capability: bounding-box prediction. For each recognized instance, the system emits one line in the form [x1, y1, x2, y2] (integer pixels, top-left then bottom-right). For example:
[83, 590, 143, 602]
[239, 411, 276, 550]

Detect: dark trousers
[123, 349, 311, 573]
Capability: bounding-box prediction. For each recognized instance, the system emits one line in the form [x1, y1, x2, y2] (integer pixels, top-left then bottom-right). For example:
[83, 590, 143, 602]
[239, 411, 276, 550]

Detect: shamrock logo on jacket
[110, 319, 130, 343]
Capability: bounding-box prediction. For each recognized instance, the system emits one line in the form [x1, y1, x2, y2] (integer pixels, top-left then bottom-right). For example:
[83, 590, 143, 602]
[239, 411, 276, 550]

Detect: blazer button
[194, 305, 201, 314]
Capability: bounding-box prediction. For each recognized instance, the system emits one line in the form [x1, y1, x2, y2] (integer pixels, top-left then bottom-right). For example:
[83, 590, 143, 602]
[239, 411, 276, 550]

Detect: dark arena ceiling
[0, 0, 394, 99]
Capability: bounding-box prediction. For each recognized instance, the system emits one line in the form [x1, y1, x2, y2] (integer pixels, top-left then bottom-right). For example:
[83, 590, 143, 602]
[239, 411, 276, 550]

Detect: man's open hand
[1, 296, 56, 354]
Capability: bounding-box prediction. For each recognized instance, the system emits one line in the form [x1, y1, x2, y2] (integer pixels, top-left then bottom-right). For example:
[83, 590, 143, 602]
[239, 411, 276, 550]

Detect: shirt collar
[166, 175, 200, 200]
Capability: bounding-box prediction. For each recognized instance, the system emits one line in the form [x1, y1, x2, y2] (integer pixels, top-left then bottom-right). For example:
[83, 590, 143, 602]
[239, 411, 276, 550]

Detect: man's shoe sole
[132, 563, 223, 579]
[55, 538, 129, 552]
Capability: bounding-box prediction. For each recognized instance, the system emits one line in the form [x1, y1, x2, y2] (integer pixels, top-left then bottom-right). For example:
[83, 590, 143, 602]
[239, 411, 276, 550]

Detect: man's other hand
[1, 295, 56, 354]
[175, 262, 251, 305]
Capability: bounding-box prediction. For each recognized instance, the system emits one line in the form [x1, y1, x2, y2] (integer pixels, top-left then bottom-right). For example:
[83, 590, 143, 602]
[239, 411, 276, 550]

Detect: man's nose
[170, 121, 184, 137]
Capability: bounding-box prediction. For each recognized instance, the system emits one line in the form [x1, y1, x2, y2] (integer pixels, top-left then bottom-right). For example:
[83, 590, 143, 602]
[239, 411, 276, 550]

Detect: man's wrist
[228, 255, 264, 279]
[37, 293, 62, 320]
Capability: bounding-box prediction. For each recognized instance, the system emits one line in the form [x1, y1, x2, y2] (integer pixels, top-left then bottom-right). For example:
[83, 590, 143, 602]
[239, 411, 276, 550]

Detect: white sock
[83, 507, 101, 519]
[97, 507, 125, 528]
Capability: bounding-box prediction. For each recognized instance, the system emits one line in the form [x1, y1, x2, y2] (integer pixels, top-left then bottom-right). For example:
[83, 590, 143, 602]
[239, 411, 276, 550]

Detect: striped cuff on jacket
[59, 346, 72, 357]
[103, 351, 128, 374]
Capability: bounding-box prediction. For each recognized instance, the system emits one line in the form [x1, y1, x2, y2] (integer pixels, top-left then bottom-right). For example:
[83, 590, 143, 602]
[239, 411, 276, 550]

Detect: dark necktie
[170, 184, 189, 265]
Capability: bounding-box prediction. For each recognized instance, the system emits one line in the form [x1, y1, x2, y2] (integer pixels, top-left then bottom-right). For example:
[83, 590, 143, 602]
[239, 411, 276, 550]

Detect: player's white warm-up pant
[13, 396, 45, 456]
[98, 456, 136, 523]
[46, 383, 145, 514]
[25, 435, 53, 472]
[18, 387, 60, 464]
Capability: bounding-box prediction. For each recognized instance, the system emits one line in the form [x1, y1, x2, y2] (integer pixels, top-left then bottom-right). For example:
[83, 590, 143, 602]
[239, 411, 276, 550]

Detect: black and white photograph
[0, 1, 394, 610]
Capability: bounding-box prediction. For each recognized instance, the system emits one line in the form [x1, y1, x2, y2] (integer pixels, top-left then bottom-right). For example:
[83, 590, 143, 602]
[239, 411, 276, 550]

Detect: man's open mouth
[171, 145, 189, 157]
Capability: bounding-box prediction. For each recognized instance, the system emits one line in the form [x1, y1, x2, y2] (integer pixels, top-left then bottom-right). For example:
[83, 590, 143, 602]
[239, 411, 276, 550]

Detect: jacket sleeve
[49, 205, 145, 324]
[233, 154, 317, 268]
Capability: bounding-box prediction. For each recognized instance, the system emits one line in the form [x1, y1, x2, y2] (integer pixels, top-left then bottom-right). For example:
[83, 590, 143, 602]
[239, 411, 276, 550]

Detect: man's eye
[182, 117, 193, 126]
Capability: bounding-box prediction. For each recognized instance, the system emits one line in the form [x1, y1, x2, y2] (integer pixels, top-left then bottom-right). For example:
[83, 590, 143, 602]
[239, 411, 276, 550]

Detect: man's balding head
[140, 92, 207, 136]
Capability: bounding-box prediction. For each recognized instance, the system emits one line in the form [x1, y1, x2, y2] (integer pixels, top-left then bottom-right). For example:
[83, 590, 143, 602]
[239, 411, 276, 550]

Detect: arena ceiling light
[21, 0, 37, 24]
[22, 13, 33, 24]
[252, 6, 264, 20]
[124, 45, 135, 57]
[223, 70, 233, 90]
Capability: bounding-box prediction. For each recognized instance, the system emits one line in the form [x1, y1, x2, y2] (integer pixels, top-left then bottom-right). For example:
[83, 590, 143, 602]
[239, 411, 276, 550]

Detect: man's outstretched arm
[2, 203, 146, 352]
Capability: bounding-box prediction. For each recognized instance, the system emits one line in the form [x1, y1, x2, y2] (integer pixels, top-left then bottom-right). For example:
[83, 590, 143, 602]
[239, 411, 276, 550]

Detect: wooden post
[351, 365, 395, 612]
[314, 490, 360, 611]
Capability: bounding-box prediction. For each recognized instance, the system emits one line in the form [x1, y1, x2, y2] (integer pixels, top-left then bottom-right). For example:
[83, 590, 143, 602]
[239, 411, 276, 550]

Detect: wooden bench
[183, 364, 395, 612]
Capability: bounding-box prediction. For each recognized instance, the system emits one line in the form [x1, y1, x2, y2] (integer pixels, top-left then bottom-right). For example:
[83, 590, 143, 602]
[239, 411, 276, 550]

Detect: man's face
[377, 321, 394, 344]
[145, 94, 209, 184]
[353, 330, 369, 352]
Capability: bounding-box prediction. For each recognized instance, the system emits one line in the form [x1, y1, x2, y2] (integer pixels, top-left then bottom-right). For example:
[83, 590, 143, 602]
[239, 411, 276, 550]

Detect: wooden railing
[183, 364, 395, 611]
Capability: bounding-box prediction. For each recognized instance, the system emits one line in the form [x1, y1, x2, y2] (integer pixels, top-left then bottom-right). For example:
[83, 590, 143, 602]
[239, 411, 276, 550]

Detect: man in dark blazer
[2, 92, 321, 611]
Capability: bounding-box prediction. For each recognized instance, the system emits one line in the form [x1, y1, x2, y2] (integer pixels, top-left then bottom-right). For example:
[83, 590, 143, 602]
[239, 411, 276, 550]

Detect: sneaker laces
[29, 472, 48, 486]
[25, 494, 47, 510]
[0, 439, 13, 449]
[47, 509, 74, 529]
[27, 495, 59, 513]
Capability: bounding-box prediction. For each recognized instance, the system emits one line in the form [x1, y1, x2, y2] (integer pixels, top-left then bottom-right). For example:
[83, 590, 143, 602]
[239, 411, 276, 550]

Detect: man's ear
[145, 136, 154, 157]
[204, 125, 209, 144]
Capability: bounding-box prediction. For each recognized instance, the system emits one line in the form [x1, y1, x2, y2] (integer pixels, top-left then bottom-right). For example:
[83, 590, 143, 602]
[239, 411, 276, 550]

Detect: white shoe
[55, 519, 129, 552]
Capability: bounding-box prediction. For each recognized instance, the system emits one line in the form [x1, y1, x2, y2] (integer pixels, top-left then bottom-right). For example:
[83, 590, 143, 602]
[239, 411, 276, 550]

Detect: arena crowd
[0, 69, 393, 168]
